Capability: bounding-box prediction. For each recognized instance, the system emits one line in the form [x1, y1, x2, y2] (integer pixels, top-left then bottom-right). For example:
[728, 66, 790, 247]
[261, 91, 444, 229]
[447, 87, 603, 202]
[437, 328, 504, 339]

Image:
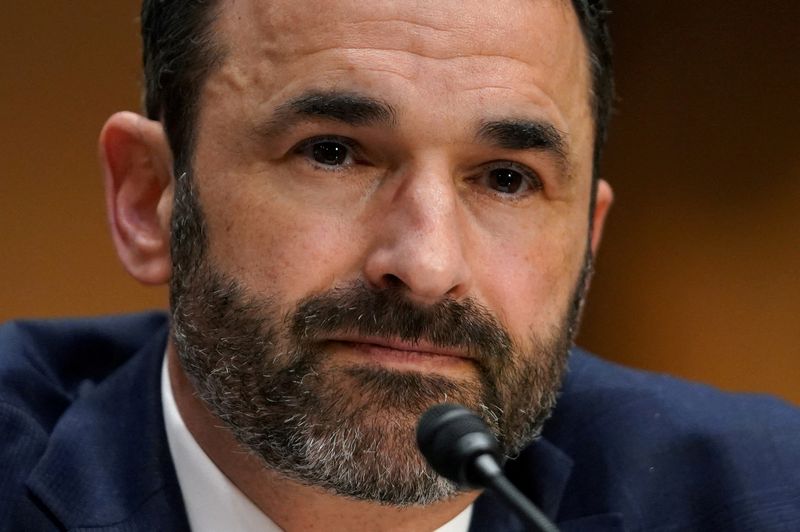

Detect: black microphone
[417, 404, 559, 532]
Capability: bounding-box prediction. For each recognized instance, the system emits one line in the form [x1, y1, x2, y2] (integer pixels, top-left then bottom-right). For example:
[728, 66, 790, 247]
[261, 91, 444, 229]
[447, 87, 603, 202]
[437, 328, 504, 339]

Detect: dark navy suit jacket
[1, 313, 799, 531]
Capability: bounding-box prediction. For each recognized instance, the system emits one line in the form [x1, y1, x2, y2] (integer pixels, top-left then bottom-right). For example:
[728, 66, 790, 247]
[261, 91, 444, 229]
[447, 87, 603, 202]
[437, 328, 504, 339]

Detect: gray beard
[171, 269, 582, 506]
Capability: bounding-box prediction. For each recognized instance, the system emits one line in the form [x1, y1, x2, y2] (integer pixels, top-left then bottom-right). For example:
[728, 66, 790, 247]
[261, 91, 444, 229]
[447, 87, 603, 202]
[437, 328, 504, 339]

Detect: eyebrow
[256, 90, 397, 137]
[476, 119, 569, 170]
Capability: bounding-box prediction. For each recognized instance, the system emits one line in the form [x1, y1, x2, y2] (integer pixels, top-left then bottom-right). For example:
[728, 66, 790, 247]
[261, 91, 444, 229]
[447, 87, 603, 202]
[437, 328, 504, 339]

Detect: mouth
[324, 335, 474, 373]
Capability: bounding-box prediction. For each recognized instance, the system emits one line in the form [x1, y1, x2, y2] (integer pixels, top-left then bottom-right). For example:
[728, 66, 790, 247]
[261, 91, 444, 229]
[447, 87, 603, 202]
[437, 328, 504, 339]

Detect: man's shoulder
[539, 349, 800, 529]
[0, 311, 174, 529]
[0, 311, 168, 419]
[0, 311, 169, 465]
[555, 348, 800, 439]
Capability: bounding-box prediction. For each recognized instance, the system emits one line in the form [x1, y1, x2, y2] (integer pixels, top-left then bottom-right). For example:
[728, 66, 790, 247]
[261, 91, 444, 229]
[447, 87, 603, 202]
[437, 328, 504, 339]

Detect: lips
[330, 335, 466, 356]
[324, 335, 473, 369]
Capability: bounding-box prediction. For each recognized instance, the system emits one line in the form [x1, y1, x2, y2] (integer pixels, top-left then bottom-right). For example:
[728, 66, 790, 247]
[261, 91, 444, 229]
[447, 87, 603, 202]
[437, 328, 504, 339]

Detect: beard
[168, 171, 590, 506]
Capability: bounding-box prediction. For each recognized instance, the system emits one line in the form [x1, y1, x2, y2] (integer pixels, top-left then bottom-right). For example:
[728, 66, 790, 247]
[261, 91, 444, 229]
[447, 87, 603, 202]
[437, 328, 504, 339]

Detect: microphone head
[416, 403, 503, 488]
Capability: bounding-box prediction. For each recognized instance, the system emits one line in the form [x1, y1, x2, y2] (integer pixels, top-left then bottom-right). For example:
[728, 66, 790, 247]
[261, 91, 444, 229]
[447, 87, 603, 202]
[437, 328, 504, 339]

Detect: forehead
[203, 0, 591, 155]
[214, 0, 580, 58]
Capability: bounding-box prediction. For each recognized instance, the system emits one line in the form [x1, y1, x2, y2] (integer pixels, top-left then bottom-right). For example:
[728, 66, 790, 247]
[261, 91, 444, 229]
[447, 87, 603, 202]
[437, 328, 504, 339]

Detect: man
[1, 0, 798, 530]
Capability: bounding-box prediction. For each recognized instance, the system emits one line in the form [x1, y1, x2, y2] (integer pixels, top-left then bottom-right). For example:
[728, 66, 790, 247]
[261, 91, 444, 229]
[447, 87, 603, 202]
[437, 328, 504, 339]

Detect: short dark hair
[141, 0, 223, 174]
[141, 0, 613, 178]
[571, 0, 615, 181]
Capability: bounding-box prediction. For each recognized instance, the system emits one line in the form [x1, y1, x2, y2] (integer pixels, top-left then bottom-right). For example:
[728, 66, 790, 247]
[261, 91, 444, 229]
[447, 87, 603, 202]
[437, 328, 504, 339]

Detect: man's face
[171, 0, 598, 505]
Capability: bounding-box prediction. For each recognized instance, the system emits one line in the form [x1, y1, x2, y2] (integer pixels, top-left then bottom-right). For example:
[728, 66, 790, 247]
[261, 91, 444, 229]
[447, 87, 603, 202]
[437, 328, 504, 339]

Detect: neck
[167, 343, 479, 531]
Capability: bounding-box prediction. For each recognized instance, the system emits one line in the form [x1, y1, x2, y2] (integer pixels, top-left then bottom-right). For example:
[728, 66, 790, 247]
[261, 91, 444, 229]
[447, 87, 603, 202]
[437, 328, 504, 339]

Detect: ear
[590, 179, 613, 255]
[99, 111, 173, 285]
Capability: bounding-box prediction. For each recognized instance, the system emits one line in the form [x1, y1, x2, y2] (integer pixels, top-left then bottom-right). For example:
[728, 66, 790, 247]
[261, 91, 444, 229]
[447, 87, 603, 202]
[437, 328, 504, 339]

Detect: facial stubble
[169, 171, 590, 506]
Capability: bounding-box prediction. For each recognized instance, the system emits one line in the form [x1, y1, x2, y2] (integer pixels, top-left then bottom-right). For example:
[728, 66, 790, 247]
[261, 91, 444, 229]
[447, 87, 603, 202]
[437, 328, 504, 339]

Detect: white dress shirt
[162, 354, 473, 531]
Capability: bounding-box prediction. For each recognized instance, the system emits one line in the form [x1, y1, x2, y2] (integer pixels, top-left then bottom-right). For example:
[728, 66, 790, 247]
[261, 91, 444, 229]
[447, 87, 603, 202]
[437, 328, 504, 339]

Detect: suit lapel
[469, 436, 625, 531]
[25, 322, 190, 531]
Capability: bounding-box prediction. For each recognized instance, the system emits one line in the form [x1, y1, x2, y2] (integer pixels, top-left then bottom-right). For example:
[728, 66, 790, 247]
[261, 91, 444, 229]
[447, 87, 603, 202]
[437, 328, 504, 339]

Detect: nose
[362, 166, 472, 304]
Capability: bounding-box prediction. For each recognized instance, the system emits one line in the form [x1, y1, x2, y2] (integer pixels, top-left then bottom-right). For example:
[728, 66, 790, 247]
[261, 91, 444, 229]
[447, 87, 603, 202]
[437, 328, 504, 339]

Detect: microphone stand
[472, 454, 559, 532]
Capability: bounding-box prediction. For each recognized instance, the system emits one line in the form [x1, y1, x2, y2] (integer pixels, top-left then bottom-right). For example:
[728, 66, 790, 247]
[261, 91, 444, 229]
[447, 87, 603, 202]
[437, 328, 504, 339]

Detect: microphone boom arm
[472, 454, 559, 532]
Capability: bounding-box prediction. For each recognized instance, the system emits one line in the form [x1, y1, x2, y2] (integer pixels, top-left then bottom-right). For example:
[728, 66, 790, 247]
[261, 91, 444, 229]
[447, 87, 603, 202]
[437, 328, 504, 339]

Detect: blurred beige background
[2, 2, 798, 403]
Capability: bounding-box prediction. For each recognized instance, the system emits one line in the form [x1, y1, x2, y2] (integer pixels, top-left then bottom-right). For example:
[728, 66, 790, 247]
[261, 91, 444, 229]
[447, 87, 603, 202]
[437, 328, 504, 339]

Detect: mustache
[289, 282, 513, 362]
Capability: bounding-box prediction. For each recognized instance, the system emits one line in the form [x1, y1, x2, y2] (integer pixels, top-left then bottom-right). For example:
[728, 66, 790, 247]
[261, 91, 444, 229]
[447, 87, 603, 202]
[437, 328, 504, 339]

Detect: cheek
[475, 218, 585, 341]
[202, 182, 359, 301]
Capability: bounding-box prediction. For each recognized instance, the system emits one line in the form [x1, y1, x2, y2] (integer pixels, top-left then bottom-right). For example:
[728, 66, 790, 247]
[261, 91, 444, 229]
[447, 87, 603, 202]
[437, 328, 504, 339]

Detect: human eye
[294, 136, 361, 171]
[473, 161, 543, 198]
